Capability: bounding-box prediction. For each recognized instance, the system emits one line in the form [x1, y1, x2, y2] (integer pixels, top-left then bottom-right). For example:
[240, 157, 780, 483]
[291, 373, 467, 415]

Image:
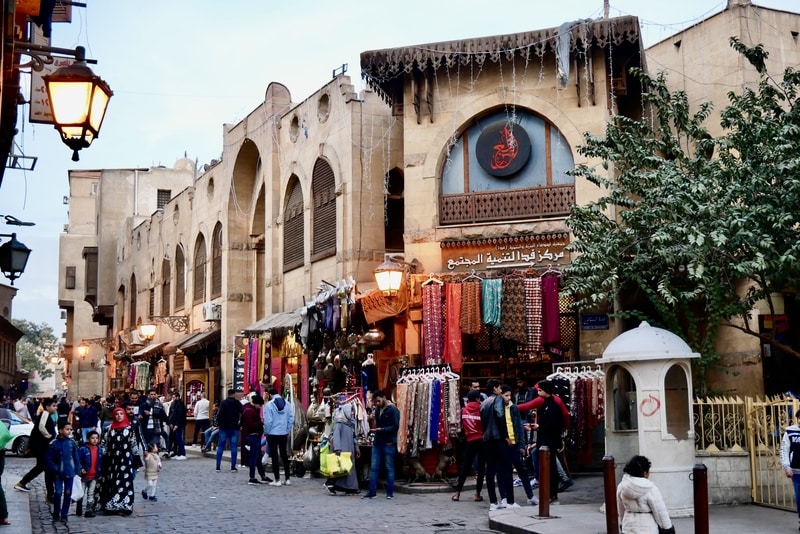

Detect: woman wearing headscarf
[97, 407, 139, 516]
[324, 402, 360, 495]
[616, 455, 674, 534]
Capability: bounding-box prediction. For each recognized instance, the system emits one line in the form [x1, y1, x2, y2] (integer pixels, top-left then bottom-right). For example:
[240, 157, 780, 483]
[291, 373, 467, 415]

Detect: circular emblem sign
[476, 121, 532, 177]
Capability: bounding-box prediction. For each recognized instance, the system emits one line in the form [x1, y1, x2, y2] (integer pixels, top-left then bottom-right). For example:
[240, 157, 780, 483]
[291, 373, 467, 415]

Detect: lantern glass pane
[388, 270, 403, 292]
[89, 88, 111, 131]
[374, 270, 392, 293]
[48, 81, 92, 123]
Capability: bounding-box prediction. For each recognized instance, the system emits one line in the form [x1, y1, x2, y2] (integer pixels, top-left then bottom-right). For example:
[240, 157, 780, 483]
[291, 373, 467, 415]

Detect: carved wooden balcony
[439, 184, 575, 225]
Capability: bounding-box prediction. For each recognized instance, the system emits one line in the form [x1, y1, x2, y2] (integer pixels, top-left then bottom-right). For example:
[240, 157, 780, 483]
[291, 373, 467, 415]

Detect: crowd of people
[8, 389, 189, 524]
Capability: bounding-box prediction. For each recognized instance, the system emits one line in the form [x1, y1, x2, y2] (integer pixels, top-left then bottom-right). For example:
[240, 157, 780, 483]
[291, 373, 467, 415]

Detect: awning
[242, 308, 302, 335]
[163, 332, 200, 356]
[131, 341, 167, 358]
[180, 328, 221, 354]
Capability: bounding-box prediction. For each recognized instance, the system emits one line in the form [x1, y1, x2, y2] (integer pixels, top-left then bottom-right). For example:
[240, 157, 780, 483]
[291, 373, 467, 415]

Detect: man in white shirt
[191, 393, 210, 446]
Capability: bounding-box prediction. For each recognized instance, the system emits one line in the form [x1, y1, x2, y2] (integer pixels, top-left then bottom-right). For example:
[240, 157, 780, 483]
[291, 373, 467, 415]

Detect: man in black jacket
[169, 391, 187, 460]
[15, 398, 57, 500]
[362, 390, 400, 500]
[215, 389, 243, 471]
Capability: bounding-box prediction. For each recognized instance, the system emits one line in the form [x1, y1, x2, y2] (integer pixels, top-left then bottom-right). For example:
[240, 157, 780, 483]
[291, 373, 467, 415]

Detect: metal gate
[746, 396, 800, 510]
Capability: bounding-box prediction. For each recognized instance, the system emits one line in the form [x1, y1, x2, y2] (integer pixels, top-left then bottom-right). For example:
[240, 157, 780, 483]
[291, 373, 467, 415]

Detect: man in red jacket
[452, 390, 486, 502]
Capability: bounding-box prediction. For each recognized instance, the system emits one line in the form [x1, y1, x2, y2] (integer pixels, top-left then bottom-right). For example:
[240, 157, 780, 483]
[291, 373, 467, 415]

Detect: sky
[0, 0, 797, 337]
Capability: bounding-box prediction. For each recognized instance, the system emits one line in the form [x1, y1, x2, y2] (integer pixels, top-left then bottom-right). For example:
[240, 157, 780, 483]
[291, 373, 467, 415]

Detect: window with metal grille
[129, 274, 137, 328]
[283, 177, 304, 272]
[149, 288, 155, 318]
[157, 189, 171, 210]
[175, 246, 186, 310]
[311, 159, 336, 261]
[65, 266, 76, 289]
[161, 259, 170, 315]
[211, 223, 222, 298]
[193, 235, 207, 304]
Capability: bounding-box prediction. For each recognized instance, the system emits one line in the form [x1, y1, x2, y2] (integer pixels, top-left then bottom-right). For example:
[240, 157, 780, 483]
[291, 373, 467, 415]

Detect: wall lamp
[77, 337, 111, 360]
[0, 233, 31, 285]
[373, 254, 422, 296]
[15, 43, 113, 161]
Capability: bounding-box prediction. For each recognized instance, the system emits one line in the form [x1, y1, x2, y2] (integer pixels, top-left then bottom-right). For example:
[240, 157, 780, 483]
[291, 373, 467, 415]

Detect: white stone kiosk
[595, 321, 699, 517]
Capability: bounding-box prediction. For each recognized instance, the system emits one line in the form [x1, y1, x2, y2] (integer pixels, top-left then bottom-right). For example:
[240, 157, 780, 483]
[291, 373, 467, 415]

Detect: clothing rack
[548, 363, 604, 379]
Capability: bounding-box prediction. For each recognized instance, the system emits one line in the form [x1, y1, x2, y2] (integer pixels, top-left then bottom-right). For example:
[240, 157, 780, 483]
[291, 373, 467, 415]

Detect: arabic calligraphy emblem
[476, 120, 531, 177]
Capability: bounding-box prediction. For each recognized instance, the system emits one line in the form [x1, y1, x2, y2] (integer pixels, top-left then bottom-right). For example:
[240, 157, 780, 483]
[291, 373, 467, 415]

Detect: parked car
[0, 407, 32, 456]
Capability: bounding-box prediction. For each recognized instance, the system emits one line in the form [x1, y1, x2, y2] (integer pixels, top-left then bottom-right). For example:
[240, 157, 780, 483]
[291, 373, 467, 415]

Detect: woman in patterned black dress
[97, 407, 138, 515]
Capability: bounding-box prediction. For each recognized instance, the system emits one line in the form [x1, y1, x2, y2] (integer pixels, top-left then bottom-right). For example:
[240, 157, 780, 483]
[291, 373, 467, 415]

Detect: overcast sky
[1, 0, 796, 336]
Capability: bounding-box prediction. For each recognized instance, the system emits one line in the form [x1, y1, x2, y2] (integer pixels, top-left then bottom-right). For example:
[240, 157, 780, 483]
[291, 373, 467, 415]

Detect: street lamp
[0, 233, 31, 285]
[373, 254, 422, 296]
[374, 256, 404, 296]
[138, 323, 157, 342]
[77, 343, 90, 360]
[42, 46, 113, 162]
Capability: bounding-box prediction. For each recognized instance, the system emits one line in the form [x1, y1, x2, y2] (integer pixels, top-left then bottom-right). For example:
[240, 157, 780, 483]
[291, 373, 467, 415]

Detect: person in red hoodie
[452, 389, 486, 502]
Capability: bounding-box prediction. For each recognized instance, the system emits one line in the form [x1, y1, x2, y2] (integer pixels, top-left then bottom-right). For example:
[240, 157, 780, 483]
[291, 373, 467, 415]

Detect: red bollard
[693, 463, 709, 534]
[603, 455, 619, 534]
[538, 446, 551, 517]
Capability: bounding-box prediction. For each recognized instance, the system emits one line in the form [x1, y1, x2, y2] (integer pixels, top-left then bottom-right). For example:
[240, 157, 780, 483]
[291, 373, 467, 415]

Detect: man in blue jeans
[215, 389, 243, 471]
[362, 390, 400, 500]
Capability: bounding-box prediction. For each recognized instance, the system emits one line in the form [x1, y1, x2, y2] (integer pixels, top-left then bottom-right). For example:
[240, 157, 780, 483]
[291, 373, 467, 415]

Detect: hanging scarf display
[499, 277, 527, 344]
[443, 283, 463, 372]
[459, 279, 483, 334]
[481, 278, 503, 327]
[541, 274, 561, 345]
[422, 283, 444, 365]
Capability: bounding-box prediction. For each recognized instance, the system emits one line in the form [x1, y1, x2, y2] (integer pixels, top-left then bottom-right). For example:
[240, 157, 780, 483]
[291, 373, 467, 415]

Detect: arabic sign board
[441, 234, 569, 271]
[232, 336, 246, 392]
[29, 57, 76, 125]
[476, 121, 532, 177]
[581, 313, 609, 331]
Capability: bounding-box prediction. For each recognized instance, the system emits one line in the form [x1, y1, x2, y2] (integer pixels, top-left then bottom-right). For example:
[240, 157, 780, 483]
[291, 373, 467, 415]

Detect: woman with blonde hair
[616, 455, 674, 534]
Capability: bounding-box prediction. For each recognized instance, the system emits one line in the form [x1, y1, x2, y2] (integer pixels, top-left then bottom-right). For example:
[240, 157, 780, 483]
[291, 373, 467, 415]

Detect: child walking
[45, 423, 81, 525]
[77, 430, 103, 518]
[142, 443, 162, 501]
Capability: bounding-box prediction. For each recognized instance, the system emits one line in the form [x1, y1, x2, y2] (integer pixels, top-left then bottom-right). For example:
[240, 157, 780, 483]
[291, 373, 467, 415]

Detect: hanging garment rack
[421, 272, 444, 285]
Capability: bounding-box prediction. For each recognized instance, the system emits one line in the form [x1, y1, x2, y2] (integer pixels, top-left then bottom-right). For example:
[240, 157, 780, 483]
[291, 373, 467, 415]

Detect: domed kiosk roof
[595, 321, 699, 364]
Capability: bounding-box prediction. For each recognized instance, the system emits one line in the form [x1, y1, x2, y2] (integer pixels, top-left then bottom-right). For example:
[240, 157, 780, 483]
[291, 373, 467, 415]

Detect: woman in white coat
[616, 455, 674, 534]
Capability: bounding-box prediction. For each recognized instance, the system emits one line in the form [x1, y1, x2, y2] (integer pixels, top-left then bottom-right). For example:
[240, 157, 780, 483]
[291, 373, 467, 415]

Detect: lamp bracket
[82, 337, 112, 349]
[13, 42, 97, 72]
[150, 316, 189, 333]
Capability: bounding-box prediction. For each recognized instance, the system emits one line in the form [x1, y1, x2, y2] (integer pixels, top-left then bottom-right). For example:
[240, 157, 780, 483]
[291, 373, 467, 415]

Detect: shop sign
[441, 233, 569, 271]
[232, 335, 246, 392]
[475, 120, 532, 177]
[581, 313, 609, 331]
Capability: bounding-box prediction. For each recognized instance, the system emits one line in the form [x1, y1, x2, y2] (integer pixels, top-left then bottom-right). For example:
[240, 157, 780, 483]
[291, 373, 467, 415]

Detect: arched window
[161, 259, 170, 315]
[193, 235, 207, 304]
[384, 168, 404, 252]
[175, 245, 186, 310]
[665, 364, 690, 439]
[129, 274, 137, 328]
[611, 366, 638, 431]
[283, 176, 304, 271]
[311, 158, 336, 260]
[211, 223, 222, 298]
[440, 109, 575, 224]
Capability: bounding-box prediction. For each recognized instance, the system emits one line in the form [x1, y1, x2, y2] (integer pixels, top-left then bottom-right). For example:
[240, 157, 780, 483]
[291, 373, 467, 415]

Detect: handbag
[70, 476, 84, 502]
[319, 452, 352, 478]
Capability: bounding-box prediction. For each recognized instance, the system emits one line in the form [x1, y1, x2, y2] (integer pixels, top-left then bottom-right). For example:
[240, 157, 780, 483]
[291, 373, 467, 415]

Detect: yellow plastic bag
[320, 452, 352, 478]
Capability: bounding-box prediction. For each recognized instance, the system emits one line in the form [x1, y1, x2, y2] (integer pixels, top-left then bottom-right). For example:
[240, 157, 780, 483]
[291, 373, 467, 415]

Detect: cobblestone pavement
[6, 454, 503, 534]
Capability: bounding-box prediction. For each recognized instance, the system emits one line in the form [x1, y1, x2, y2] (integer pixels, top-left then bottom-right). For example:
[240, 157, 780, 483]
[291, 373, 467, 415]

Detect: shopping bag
[319, 452, 352, 478]
[70, 477, 84, 502]
[0, 421, 12, 450]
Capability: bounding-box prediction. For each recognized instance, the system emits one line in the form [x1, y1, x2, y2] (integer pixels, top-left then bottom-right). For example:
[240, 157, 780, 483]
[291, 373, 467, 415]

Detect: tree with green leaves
[12, 319, 58, 395]
[564, 39, 800, 393]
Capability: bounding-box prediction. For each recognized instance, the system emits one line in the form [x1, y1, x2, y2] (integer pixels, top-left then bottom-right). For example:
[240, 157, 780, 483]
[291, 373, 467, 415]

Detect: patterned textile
[482, 278, 503, 327]
[443, 283, 463, 371]
[396, 383, 409, 454]
[459, 280, 483, 334]
[429, 380, 441, 443]
[500, 278, 527, 344]
[518, 277, 543, 359]
[437, 381, 449, 446]
[422, 284, 444, 365]
[97, 425, 139, 514]
[541, 275, 561, 345]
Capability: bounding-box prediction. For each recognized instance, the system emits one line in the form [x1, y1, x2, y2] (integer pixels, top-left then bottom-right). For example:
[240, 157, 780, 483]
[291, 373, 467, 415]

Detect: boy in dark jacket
[77, 430, 103, 518]
[452, 389, 485, 502]
[45, 423, 81, 524]
[241, 395, 271, 484]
